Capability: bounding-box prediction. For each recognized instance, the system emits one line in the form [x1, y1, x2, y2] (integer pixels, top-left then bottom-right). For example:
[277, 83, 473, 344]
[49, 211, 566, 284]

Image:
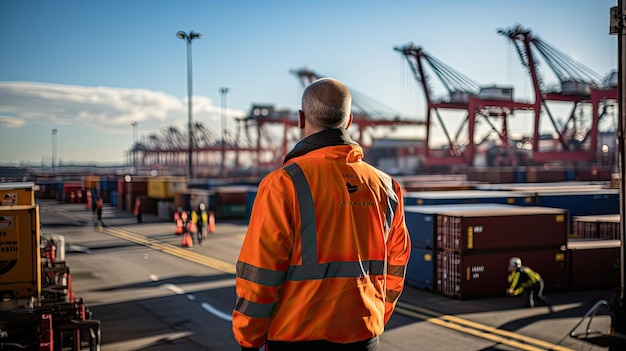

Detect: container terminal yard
[2, 14, 626, 351]
[0, 178, 624, 350]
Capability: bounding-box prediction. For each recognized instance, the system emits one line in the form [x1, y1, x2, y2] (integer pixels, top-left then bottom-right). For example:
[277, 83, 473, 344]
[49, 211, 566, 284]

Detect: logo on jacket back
[346, 182, 359, 193]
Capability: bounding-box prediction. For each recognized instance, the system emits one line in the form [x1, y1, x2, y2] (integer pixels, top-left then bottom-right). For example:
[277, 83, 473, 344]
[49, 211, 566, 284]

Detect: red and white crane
[395, 43, 534, 169]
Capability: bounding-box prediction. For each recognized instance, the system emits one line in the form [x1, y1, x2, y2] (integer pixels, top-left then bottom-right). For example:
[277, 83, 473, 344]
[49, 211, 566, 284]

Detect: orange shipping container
[0, 205, 41, 298]
[84, 175, 99, 190]
[0, 182, 36, 206]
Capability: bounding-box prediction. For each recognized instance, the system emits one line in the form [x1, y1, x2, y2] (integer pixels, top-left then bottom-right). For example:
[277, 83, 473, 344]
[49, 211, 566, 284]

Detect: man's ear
[346, 113, 353, 128]
[298, 110, 306, 129]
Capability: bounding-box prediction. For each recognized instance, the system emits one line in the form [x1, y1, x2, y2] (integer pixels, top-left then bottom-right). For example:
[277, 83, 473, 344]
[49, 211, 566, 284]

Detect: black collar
[283, 128, 357, 164]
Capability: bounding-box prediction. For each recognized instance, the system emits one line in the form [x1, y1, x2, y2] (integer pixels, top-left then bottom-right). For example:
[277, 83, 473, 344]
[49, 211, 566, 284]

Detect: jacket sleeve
[232, 173, 294, 348]
[383, 180, 411, 324]
[508, 271, 523, 295]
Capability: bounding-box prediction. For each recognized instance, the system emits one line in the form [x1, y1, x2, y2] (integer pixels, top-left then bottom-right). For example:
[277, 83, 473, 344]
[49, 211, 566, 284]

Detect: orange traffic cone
[208, 212, 216, 233]
[181, 233, 193, 247]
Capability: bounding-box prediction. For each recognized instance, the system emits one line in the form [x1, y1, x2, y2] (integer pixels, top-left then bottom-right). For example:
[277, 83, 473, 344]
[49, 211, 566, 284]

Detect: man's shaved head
[301, 78, 352, 130]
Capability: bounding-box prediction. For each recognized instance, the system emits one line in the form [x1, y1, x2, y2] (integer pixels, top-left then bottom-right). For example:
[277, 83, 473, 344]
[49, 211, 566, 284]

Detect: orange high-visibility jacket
[233, 129, 411, 348]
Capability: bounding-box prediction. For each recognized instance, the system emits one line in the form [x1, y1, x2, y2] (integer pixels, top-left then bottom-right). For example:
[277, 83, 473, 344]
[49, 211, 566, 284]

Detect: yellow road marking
[104, 227, 236, 274]
[396, 301, 574, 351]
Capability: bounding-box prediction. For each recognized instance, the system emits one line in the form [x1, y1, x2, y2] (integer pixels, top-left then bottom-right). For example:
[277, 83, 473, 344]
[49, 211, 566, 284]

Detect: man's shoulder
[258, 166, 294, 186]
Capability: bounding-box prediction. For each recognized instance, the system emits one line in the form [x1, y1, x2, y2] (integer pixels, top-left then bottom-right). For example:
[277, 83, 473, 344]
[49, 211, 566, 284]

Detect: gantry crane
[130, 121, 268, 177]
[234, 104, 300, 174]
[394, 43, 534, 169]
[498, 24, 617, 164]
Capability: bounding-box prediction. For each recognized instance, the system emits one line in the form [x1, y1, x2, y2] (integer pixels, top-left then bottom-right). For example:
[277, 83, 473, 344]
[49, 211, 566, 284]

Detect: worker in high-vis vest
[506, 257, 553, 312]
[232, 78, 411, 351]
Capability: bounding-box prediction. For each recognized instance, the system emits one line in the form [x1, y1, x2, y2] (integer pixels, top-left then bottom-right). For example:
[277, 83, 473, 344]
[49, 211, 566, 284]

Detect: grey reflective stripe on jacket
[283, 163, 396, 280]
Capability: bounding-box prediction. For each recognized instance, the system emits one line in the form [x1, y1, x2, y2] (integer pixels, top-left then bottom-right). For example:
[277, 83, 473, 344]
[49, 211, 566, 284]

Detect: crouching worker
[506, 257, 553, 312]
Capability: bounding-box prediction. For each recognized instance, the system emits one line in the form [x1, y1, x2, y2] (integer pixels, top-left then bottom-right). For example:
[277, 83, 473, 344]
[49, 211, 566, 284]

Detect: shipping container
[84, 175, 99, 190]
[62, 181, 83, 203]
[215, 186, 250, 205]
[157, 201, 176, 220]
[395, 175, 480, 192]
[216, 204, 247, 219]
[117, 178, 127, 210]
[110, 190, 118, 207]
[436, 206, 567, 253]
[147, 176, 187, 199]
[99, 176, 118, 192]
[405, 203, 522, 249]
[186, 188, 215, 211]
[436, 248, 567, 299]
[0, 182, 36, 206]
[567, 239, 620, 291]
[403, 190, 534, 206]
[466, 167, 517, 183]
[0, 205, 41, 298]
[34, 180, 62, 200]
[571, 214, 620, 240]
[406, 246, 435, 290]
[533, 189, 619, 217]
[246, 187, 258, 221]
[474, 181, 609, 191]
[121, 176, 148, 211]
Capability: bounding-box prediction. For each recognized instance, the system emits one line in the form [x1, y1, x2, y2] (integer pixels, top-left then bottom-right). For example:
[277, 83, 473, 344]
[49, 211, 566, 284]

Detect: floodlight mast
[177, 30, 202, 179]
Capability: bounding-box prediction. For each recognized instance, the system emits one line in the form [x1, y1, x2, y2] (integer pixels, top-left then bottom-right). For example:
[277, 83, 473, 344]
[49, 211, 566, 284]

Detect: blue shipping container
[246, 187, 258, 222]
[534, 189, 619, 217]
[403, 190, 534, 206]
[406, 246, 435, 291]
[110, 190, 118, 207]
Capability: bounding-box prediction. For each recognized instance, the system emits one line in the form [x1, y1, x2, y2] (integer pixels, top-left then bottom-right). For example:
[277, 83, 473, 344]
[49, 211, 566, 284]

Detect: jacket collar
[283, 128, 357, 164]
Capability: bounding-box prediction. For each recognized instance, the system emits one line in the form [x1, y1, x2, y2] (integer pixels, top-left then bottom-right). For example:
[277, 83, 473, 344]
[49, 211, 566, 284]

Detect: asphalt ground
[39, 199, 623, 350]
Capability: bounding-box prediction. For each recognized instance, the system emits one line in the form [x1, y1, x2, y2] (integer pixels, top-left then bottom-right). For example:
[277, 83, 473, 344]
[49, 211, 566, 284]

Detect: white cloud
[0, 81, 246, 136]
[0, 116, 26, 128]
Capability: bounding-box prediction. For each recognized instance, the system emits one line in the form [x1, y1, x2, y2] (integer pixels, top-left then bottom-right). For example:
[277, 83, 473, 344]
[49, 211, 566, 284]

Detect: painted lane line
[105, 227, 236, 274]
[162, 284, 185, 295]
[442, 315, 573, 351]
[395, 301, 575, 351]
[201, 302, 233, 322]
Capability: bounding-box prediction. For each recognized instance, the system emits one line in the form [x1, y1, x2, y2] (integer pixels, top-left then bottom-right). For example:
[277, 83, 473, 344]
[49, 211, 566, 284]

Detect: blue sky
[0, 0, 618, 165]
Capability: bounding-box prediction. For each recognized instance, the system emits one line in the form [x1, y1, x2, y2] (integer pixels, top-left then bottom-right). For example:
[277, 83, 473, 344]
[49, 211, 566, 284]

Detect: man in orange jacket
[232, 78, 411, 351]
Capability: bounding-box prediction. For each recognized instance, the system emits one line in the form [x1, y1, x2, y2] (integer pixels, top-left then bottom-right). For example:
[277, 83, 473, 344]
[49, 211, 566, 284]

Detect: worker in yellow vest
[192, 202, 209, 245]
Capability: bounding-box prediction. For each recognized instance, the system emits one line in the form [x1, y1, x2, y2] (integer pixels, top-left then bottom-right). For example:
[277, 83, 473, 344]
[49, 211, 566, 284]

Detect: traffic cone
[175, 219, 183, 235]
[181, 233, 193, 247]
[208, 212, 216, 233]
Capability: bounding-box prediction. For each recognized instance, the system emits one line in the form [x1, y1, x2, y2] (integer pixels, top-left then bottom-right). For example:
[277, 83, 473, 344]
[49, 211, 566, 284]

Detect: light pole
[219, 87, 229, 176]
[177, 30, 202, 178]
[51, 128, 57, 176]
[131, 121, 138, 172]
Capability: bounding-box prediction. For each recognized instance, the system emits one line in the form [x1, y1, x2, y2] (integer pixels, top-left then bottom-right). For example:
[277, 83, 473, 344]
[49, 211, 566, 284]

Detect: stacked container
[404, 203, 513, 291]
[571, 214, 620, 240]
[405, 203, 565, 293]
[214, 186, 253, 219]
[403, 190, 534, 207]
[406, 204, 569, 299]
[530, 188, 619, 217]
[567, 239, 620, 291]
